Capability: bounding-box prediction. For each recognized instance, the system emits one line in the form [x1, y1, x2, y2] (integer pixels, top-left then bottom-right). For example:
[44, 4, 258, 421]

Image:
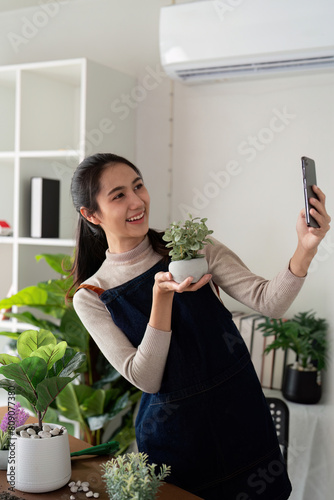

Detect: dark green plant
[0, 253, 141, 448]
[0, 329, 85, 428]
[258, 311, 328, 371]
[162, 214, 213, 261]
[101, 452, 171, 500]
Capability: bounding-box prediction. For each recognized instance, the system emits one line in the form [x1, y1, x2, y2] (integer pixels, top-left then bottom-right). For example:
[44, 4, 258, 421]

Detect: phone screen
[301, 156, 320, 228]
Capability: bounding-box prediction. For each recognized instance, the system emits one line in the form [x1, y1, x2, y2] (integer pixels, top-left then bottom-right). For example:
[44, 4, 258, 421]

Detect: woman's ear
[80, 207, 101, 225]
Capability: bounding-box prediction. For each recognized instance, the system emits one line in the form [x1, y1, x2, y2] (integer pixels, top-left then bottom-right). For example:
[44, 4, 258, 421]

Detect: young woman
[70, 153, 330, 500]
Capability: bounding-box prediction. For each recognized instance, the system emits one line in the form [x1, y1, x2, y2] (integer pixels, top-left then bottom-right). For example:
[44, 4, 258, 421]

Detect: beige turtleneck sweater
[73, 236, 306, 393]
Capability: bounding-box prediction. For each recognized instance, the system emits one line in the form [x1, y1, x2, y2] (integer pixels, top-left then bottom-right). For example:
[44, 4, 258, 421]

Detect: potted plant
[162, 215, 214, 283]
[0, 328, 86, 493]
[258, 311, 328, 404]
[0, 252, 142, 450]
[101, 451, 171, 500]
[0, 403, 29, 470]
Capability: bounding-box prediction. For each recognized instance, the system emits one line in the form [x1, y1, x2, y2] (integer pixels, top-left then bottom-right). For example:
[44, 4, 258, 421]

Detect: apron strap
[75, 284, 106, 297]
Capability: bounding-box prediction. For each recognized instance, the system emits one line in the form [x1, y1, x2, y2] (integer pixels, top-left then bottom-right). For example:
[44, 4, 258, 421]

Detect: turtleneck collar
[105, 235, 151, 265]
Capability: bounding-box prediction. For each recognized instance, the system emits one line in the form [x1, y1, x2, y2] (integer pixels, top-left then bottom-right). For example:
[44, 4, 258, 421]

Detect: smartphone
[301, 156, 320, 228]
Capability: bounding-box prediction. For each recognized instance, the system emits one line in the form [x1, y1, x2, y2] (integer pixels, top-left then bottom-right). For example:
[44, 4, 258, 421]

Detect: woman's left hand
[296, 185, 331, 251]
[290, 185, 330, 276]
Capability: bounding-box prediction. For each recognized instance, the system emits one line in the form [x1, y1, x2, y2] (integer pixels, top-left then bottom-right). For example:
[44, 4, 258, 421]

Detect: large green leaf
[35, 375, 74, 413]
[3, 311, 59, 332]
[52, 349, 86, 377]
[35, 253, 73, 275]
[0, 286, 48, 309]
[0, 331, 20, 340]
[0, 379, 37, 407]
[56, 383, 86, 425]
[80, 388, 105, 418]
[17, 329, 57, 359]
[60, 308, 89, 351]
[32, 341, 67, 370]
[0, 353, 21, 365]
[0, 356, 47, 392]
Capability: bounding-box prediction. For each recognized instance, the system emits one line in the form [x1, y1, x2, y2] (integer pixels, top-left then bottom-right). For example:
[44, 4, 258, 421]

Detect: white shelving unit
[0, 57, 136, 332]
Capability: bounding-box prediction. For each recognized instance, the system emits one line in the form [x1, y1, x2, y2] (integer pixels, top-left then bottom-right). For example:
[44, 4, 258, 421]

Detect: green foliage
[0, 252, 141, 449]
[258, 311, 328, 371]
[0, 329, 85, 427]
[101, 452, 171, 500]
[162, 214, 213, 261]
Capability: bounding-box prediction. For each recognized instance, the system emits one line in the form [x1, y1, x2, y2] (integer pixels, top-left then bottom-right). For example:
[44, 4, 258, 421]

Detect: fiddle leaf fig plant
[0, 329, 86, 428]
[162, 214, 214, 261]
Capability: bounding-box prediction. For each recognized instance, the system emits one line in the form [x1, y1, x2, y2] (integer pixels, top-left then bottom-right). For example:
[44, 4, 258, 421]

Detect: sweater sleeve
[205, 237, 306, 318]
[73, 288, 172, 393]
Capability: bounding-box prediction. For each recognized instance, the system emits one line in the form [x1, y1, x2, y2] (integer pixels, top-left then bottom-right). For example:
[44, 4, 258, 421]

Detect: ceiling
[0, 0, 180, 76]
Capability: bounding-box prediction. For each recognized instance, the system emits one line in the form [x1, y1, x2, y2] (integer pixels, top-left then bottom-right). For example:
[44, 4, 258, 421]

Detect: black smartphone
[301, 156, 320, 228]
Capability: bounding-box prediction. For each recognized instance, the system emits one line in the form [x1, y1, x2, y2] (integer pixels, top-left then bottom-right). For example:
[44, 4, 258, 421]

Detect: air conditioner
[159, 0, 334, 84]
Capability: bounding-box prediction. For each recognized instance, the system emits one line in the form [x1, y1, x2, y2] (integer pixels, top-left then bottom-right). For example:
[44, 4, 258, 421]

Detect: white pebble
[70, 496, 75, 500]
[70, 486, 78, 493]
[50, 428, 60, 436]
[42, 424, 51, 432]
[76, 480, 82, 486]
[27, 428, 36, 435]
[38, 431, 52, 438]
[81, 482, 90, 487]
[86, 492, 93, 498]
[20, 431, 30, 438]
[68, 481, 75, 487]
[93, 494, 100, 498]
[83, 486, 89, 492]
[30, 434, 40, 439]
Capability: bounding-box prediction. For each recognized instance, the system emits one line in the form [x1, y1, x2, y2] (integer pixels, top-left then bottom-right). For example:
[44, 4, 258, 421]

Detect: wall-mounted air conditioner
[159, 0, 334, 84]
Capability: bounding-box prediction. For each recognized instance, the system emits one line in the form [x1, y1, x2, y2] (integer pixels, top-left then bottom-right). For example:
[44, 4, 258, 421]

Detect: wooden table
[0, 408, 202, 499]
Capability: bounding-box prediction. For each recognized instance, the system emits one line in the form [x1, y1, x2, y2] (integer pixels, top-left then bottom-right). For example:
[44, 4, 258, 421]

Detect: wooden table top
[0, 407, 202, 500]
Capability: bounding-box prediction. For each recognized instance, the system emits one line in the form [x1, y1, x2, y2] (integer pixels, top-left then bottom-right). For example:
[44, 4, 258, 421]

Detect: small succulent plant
[101, 452, 171, 500]
[162, 215, 213, 261]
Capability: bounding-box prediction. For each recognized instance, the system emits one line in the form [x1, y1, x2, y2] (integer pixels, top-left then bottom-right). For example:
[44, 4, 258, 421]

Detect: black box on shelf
[30, 177, 60, 238]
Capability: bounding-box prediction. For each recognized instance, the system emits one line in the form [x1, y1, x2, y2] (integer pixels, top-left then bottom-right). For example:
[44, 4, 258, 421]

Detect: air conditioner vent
[176, 55, 334, 82]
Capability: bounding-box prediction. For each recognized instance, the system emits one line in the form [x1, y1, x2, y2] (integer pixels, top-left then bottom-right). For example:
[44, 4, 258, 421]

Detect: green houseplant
[162, 215, 213, 283]
[0, 328, 86, 492]
[101, 452, 171, 500]
[258, 311, 328, 404]
[0, 253, 141, 450]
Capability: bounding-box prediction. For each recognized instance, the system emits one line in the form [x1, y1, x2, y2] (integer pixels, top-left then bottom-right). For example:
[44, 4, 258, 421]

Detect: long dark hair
[66, 153, 168, 299]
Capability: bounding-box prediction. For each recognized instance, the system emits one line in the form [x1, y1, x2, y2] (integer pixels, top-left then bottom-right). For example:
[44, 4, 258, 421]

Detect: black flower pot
[282, 364, 321, 404]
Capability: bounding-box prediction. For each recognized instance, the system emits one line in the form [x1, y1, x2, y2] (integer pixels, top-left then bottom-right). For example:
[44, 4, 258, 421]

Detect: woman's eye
[113, 192, 124, 200]
[134, 183, 143, 190]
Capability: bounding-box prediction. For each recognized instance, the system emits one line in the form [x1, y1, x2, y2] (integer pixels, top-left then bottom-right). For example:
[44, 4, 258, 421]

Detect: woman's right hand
[153, 271, 212, 295]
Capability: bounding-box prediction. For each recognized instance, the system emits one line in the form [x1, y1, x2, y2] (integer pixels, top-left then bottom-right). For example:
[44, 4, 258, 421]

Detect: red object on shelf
[0, 220, 12, 235]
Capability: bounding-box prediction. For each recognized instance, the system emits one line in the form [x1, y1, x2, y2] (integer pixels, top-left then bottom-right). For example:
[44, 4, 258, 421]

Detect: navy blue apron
[93, 259, 291, 499]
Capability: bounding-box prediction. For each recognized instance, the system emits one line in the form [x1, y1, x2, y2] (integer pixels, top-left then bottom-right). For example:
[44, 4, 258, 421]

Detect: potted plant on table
[162, 215, 214, 283]
[101, 452, 171, 500]
[0, 328, 86, 493]
[258, 311, 328, 404]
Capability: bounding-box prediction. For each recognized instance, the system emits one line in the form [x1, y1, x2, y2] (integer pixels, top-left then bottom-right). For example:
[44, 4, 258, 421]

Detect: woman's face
[87, 163, 150, 253]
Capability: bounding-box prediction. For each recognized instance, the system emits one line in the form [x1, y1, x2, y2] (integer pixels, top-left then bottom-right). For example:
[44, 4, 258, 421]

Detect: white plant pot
[169, 258, 208, 284]
[7, 423, 71, 493]
[0, 449, 9, 470]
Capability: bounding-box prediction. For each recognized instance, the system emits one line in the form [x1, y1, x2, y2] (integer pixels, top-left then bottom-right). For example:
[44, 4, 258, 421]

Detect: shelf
[0, 319, 39, 332]
[18, 238, 75, 246]
[19, 150, 81, 159]
[0, 57, 135, 330]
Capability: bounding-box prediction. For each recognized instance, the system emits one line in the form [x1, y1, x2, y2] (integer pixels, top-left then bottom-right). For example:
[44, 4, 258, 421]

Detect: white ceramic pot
[0, 449, 9, 470]
[169, 258, 208, 284]
[7, 423, 71, 493]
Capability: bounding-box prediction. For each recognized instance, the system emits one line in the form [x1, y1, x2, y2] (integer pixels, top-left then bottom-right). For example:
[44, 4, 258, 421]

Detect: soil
[0, 493, 23, 500]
